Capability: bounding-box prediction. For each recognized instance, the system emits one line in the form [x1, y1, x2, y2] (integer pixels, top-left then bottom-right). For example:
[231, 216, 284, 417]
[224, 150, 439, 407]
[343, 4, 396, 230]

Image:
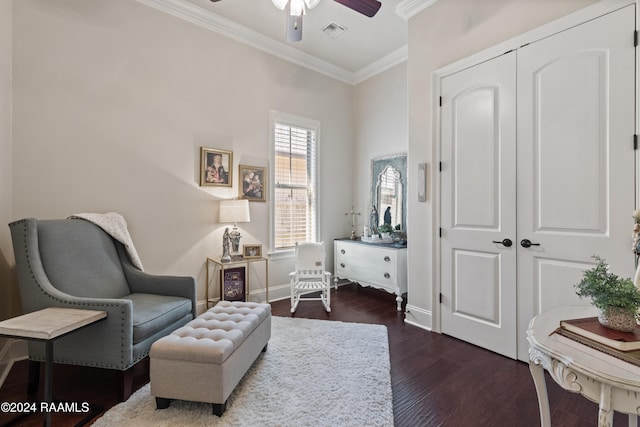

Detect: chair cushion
[124, 293, 193, 344]
[37, 219, 131, 298]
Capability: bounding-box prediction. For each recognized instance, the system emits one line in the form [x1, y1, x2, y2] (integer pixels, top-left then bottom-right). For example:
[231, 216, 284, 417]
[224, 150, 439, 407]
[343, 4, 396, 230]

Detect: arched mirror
[371, 154, 407, 232]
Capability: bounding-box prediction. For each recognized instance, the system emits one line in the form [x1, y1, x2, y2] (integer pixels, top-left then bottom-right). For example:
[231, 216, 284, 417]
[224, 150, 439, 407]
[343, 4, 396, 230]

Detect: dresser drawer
[335, 241, 402, 288]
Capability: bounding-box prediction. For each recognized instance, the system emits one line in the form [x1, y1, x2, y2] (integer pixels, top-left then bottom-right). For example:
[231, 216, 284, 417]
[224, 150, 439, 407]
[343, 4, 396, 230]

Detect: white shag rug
[91, 316, 393, 427]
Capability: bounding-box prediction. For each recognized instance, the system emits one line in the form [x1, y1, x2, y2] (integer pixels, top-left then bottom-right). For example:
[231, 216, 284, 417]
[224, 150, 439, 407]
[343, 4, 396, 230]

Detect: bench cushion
[150, 301, 270, 364]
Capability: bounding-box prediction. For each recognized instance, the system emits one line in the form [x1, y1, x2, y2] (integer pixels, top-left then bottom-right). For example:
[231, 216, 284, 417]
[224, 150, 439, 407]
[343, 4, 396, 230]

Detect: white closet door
[516, 5, 636, 361]
[440, 52, 518, 359]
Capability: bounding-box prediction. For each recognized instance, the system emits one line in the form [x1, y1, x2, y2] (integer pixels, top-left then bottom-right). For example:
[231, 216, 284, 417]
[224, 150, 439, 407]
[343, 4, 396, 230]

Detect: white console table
[334, 239, 407, 311]
[527, 306, 640, 427]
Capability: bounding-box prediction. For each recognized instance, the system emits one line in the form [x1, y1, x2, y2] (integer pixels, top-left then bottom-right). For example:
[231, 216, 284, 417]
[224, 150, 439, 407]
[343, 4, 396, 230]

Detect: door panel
[440, 52, 517, 359]
[535, 51, 608, 233]
[516, 5, 636, 361]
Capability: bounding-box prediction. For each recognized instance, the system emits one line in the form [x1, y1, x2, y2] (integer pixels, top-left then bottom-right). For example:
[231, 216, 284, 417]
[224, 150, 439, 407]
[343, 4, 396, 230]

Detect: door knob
[492, 238, 513, 247]
[520, 239, 540, 248]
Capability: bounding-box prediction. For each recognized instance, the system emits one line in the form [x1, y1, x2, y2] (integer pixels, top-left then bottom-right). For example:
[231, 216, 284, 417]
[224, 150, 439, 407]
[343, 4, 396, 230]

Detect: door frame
[431, 0, 639, 337]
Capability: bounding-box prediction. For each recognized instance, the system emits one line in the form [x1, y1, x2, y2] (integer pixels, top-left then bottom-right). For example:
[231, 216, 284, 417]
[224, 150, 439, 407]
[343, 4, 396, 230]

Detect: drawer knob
[341, 249, 346, 254]
[384, 272, 390, 279]
[340, 263, 345, 268]
[384, 256, 391, 262]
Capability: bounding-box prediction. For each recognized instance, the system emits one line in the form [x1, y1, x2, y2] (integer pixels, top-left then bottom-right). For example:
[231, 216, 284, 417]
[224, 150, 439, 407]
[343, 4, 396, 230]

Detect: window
[270, 111, 319, 251]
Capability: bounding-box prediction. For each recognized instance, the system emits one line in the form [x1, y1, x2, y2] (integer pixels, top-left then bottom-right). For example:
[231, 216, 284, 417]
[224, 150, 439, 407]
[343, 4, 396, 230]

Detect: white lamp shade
[219, 199, 251, 224]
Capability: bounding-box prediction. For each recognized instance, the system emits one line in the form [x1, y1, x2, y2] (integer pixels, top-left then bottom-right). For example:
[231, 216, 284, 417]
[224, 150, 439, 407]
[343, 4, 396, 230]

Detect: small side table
[0, 307, 107, 427]
[527, 306, 640, 427]
[206, 256, 269, 308]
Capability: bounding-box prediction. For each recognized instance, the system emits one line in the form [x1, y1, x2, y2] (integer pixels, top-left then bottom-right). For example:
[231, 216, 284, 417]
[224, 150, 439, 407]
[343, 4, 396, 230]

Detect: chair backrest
[294, 242, 326, 278]
[30, 219, 130, 299]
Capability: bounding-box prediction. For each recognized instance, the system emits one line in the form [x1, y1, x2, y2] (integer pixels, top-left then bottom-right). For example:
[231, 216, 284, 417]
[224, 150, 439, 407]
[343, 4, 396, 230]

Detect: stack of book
[555, 317, 640, 368]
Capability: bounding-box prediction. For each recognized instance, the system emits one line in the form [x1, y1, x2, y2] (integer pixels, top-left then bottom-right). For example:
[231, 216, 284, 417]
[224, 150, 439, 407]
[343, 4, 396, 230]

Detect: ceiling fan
[209, 0, 382, 42]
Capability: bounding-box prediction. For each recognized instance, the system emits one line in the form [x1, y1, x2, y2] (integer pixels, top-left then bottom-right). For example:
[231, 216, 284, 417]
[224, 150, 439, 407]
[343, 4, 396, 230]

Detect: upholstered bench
[149, 300, 271, 416]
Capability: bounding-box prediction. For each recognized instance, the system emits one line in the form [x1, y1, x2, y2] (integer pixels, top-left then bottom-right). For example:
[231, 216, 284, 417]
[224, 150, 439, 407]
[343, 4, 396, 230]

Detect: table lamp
[219, 199, 251, 262]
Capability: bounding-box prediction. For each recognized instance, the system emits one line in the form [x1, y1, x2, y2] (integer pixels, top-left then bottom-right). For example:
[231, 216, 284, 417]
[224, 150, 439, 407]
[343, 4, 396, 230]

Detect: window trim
[269, 110, 321, 255]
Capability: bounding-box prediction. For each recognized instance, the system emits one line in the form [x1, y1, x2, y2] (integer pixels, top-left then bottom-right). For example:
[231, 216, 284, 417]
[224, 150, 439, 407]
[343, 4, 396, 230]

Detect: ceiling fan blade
[333, 0, 382, 17]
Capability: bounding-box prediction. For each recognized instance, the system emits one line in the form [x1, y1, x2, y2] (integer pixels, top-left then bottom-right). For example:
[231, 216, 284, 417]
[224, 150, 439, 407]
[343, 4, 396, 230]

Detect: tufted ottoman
[149, 301, 271, 416]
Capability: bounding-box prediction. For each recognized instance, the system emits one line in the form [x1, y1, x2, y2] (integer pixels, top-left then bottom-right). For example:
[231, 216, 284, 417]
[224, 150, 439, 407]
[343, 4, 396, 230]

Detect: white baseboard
[404, 304, 432, 331]
[0, 338, 28, 389]
[196, 281, 349, 314]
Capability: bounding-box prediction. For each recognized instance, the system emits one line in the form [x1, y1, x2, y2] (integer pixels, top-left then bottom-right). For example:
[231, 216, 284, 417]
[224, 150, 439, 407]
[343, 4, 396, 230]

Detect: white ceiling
[136, 0, 437, 84]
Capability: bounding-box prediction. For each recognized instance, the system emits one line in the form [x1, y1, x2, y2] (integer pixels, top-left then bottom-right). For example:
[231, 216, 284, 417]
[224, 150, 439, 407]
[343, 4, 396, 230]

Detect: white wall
[10, 0, 354, 310]
[405, 0, 600, 329]
[0, 0, 16, 321]
[353, 62, 408, 233]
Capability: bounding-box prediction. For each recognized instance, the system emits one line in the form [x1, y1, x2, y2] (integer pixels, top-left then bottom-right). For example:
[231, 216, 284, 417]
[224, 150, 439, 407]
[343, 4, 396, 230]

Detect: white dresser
[334, 239, 407, 311]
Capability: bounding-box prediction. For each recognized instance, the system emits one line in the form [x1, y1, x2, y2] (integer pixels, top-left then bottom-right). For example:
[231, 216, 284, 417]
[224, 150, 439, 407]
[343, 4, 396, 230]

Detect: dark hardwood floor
[0, 283, 629, 426]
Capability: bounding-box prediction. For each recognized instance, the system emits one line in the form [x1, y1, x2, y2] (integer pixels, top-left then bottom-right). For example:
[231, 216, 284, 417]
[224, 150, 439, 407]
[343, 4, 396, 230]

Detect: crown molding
[135, 0, 407, 85]
[352, 45, 408, 84]
[396, 0, 439, 21]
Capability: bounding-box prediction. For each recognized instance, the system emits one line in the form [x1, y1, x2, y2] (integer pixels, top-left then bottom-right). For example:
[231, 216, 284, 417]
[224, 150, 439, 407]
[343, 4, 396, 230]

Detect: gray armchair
[9, 217, 196, 401]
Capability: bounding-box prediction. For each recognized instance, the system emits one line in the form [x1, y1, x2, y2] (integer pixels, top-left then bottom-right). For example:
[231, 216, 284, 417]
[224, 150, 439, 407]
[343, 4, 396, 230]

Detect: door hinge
[439, 293, 443, 303]
[635, 30, 638, 47]
[439, 227, 443, 238]
[635, 134, 638, 150]
[439, 96, 443, 107]
[439, 161, 443, 172]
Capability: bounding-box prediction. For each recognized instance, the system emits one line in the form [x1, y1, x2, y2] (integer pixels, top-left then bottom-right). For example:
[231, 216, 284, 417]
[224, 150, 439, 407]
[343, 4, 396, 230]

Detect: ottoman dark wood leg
[156, 397, 171, 409]
[212, 401, 227, 416]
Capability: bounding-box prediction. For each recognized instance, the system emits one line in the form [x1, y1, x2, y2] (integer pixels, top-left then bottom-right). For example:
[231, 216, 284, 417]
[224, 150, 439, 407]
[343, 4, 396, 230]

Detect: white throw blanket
[67, 212, 144, 270]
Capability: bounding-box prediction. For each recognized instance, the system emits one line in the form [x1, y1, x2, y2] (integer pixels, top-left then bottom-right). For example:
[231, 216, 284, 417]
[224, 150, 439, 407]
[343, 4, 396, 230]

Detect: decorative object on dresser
[219, 199, 251, 262]
[371, 153, 407, 235]
[334, 239, 407, 311]
[344, 206, 361, 240]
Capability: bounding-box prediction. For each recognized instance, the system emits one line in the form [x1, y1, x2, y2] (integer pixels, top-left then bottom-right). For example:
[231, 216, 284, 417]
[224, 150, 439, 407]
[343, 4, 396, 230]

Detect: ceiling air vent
[321, 22, 347, 39]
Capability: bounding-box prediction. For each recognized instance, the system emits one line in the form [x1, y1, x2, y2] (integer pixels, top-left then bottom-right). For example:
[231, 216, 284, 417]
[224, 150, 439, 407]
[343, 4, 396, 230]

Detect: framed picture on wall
[200, 147, 233, 187]
[238, 165, 266, 202]
[243, 244, 262, 259]
[221, 267, 245, 302]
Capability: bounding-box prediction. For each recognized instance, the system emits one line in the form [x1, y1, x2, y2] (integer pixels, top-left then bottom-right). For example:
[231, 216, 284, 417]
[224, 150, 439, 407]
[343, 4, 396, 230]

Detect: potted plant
[574, 255, 640, 332]
[378, 224, 393, 238]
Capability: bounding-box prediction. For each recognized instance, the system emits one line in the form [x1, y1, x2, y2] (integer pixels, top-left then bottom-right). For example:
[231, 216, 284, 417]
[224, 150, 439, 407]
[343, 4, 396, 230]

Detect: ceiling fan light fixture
[305, 0, 321, 9]
[272, 0, 320, 16]
[271, 0, 288, 11]
[289, 0, 305, 16]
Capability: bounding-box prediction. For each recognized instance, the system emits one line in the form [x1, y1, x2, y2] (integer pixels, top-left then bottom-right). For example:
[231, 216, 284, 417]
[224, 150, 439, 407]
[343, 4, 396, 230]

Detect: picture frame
[221, 266, 245, 302]
[243, 244, 262, 259]
[200, 147, 233, 187]
[238, 164, 267, 202]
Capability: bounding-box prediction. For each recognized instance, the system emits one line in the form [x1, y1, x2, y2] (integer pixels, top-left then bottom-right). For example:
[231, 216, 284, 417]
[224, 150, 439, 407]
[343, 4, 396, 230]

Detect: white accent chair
[289, 242, 331, 313]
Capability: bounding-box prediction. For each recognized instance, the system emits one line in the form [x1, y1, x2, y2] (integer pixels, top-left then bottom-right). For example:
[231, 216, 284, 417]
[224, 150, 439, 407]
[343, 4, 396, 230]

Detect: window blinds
[273, 123, 317, 249]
